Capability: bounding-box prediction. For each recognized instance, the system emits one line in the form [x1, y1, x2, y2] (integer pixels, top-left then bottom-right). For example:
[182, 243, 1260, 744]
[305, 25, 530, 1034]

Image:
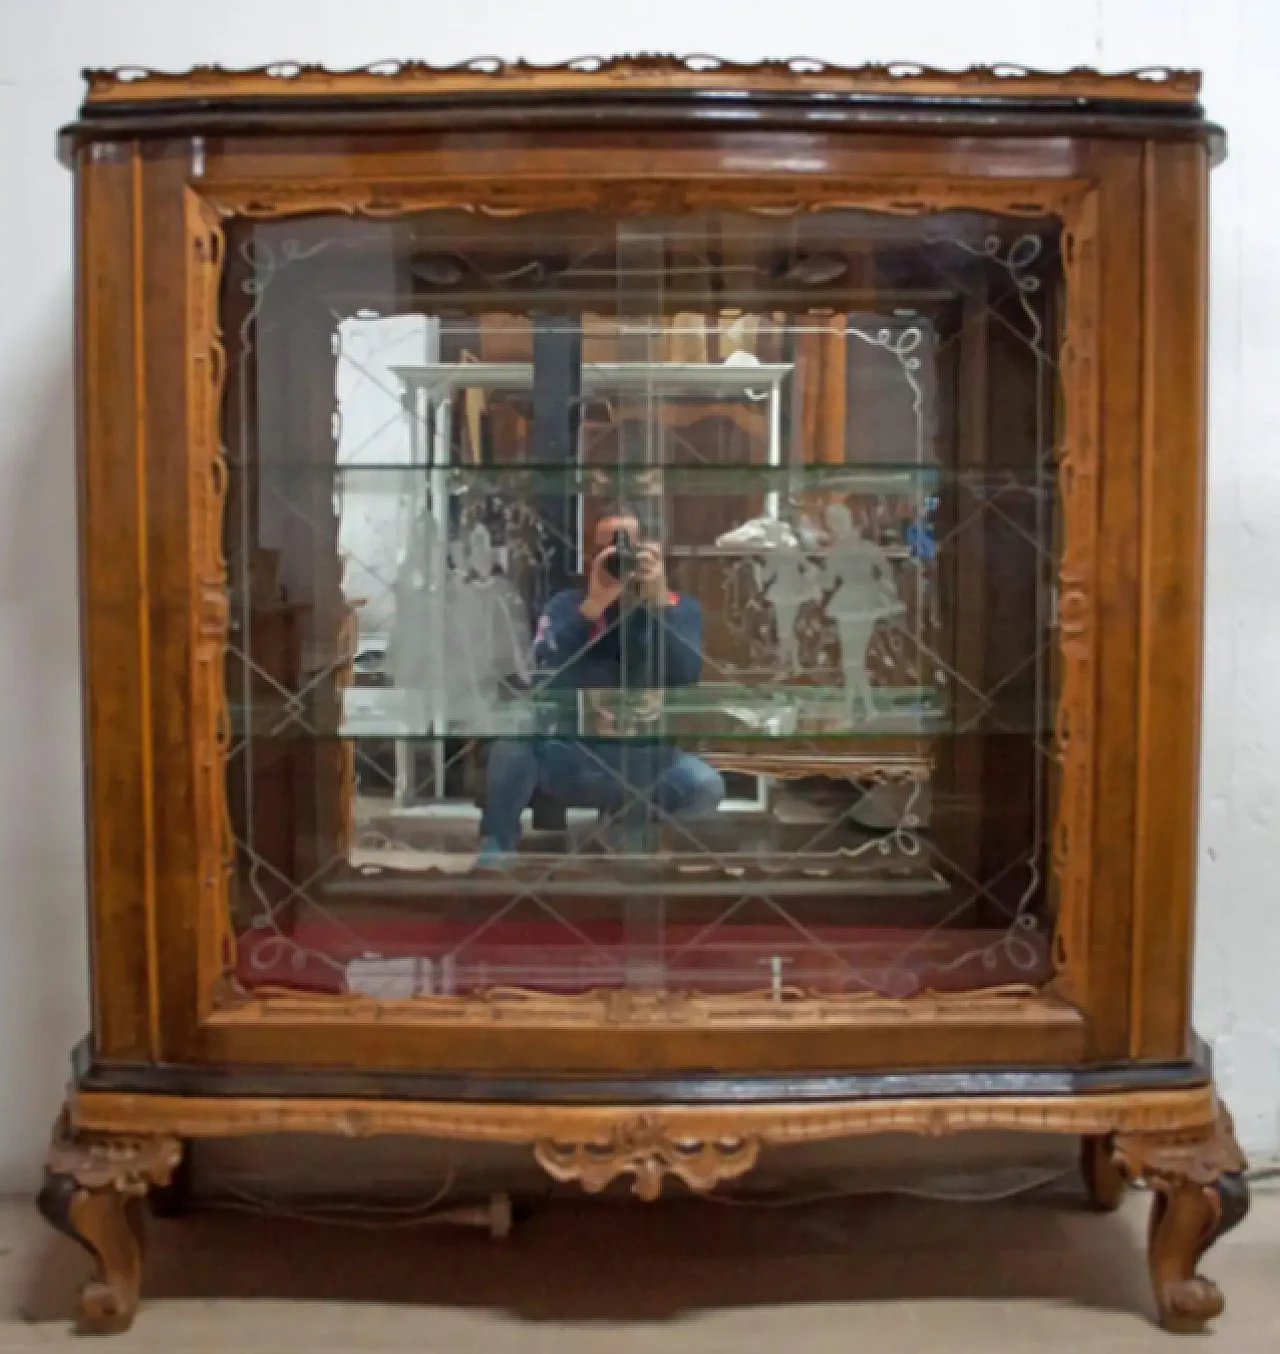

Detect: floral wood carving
[45, 1111, 182, 1196]
[184, 188, 237, 996]
[222, 983, 1062, 1028]
[201, 176, 1088, 223]
[186, 173, 1100, 1021]
[66, 1085, 1224, 1214]
[1112, 1103, 1247, 1189]
[1046, 190, 1100, 1007]
[535, 1115, 760, 1200]
[83, 57, 1201, 107]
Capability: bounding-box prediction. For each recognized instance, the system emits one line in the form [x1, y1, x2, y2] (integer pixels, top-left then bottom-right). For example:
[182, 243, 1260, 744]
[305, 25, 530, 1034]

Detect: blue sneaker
[474, 838, 513, 872]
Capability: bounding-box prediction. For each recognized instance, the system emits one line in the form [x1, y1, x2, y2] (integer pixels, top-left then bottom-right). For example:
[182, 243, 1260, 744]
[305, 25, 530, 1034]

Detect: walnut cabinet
[42, 57, 1244, 1334]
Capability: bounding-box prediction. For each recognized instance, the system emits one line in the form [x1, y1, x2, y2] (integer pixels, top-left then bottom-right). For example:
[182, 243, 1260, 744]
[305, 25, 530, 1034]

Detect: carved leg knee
[1114, 1104, 1249, 1333]
[37, 1111, 182, 1334]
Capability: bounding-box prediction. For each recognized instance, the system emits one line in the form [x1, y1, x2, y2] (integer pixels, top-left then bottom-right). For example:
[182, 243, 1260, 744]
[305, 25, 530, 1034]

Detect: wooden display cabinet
[44, 57, 1244, 1335]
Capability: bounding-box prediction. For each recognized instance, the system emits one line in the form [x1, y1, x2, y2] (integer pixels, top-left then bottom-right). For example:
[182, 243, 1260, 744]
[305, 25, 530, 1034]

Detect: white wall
[0, 0, 1276, 1189]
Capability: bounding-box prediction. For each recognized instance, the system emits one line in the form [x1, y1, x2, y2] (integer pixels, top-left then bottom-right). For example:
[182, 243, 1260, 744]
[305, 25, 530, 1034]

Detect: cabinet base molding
[44, 1080, 1245, 1334]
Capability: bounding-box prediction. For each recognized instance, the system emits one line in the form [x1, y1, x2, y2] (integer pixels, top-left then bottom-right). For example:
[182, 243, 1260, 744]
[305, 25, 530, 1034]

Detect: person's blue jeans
[480, 739, 725, 852]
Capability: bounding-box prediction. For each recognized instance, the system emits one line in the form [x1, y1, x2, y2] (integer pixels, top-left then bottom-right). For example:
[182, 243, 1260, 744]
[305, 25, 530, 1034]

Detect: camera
[604, 527, 638, 580]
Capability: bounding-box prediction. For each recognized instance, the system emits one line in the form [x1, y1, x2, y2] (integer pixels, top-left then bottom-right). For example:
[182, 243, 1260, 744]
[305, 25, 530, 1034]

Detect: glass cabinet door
[221, 205, 1062, 1008]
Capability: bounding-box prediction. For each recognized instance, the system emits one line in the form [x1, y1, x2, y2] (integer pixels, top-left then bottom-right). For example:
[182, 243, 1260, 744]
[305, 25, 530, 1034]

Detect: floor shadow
[18, 1183, 1157, 1328]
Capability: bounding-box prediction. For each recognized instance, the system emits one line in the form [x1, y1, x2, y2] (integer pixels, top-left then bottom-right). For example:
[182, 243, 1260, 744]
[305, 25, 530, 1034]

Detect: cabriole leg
[1114, 1103, 1249, 1333]
[37, 1110, 182, 1335]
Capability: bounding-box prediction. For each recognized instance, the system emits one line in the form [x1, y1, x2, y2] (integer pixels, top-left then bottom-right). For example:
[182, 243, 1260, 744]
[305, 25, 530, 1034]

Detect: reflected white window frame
[379, 342, 795, 817]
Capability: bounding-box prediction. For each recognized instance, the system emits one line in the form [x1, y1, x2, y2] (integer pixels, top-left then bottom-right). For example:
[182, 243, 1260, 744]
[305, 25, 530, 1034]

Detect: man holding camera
[477, 509, 725, 865]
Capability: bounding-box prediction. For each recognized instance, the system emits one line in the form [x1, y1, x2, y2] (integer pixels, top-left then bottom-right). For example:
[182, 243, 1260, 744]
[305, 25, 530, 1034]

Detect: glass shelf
[389, 358, 797, 396]
[236, 463, 1053, 493]
[227, 683, 1058, 742]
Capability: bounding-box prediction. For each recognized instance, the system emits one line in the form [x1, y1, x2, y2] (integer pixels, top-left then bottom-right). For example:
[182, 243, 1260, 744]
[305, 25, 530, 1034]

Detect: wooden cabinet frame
[49, 60, 1243, 1335]
[97, 161, 1111, 1073]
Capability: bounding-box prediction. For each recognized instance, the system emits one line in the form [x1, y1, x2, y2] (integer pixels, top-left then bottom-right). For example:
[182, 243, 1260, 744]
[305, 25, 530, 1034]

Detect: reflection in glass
[222, 209, 1062, 1004]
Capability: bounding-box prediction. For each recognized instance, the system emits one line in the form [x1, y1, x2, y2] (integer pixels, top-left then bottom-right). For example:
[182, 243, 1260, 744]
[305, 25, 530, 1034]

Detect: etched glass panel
[221, 207, 1063, 1004]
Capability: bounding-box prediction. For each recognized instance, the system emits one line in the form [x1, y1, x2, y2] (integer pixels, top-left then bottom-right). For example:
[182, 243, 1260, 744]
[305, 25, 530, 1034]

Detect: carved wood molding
[185, 174, 1101, 1024]
[83, 57, 1202, 107]
[199, 176, 1090, 223]
[535, 1115, 760, 1200]
[1046, 189, 1101, 1009]
[45, 1111, 182, 1196]
[184, 188, 237, 1002]
[71, 1083, 1217, 1200]
[215, 984, 1070, 1029]
[1113, 1102, 1247, 1189]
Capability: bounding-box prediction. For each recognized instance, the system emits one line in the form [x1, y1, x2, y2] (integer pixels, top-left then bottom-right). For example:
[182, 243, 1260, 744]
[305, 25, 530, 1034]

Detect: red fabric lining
[236, 917, 1049, 999]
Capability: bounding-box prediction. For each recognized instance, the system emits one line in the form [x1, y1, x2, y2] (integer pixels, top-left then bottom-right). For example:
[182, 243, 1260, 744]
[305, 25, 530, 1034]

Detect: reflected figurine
[467, 520, 496, 578]
[750, 519, 821, 675]
[820, 503, 906, 720]
[387, 511, 531, 731]
[453, 521, 531, 712]
[385, 507, 444, 731]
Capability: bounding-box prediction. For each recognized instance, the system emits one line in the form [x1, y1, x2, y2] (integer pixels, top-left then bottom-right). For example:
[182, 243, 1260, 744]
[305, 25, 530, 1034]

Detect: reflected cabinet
[45, 58, 1244, 1333]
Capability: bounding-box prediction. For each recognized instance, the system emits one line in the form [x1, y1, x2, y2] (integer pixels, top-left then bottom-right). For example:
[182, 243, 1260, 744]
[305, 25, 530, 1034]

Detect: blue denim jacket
[531, 588, 703, 690]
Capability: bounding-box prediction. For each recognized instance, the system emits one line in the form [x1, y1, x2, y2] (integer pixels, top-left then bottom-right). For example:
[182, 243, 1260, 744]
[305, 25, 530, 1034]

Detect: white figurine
[385, 507, 443, 731]
[387, 513, 532, 733]
[749, 519, 821, 674]
[819, 502, 906, 720]
[467, 520, 496, 580]
[454, 522, 531, 707]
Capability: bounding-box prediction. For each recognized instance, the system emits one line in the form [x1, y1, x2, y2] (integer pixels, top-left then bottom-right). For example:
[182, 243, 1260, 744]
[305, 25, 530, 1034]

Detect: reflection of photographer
[478, 509, 724, 864]
[585, 687, 662, 736]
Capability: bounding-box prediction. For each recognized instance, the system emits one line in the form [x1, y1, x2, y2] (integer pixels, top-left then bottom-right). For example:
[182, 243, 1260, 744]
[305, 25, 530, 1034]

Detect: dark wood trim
[70, 1035, 1213, 1105]
[58, 104, 1226, 171]
[138, 147, 205, 1063]
[128, 145, 161, 1057]
[78, 143, 155, 1061]
[188, 1012, 1087, 1075]
[1130, 140, 1211, 1060]
[1079, 141, 1145, 1058]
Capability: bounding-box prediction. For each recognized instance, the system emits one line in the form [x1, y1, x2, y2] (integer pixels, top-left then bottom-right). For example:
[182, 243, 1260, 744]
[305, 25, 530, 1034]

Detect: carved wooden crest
[82, 57, 1202, 107]
[535, 1115, 761, 1199]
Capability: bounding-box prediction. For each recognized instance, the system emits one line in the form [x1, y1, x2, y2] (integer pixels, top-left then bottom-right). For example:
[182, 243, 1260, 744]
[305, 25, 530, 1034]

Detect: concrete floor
[3, 1181, 1278, 1351]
